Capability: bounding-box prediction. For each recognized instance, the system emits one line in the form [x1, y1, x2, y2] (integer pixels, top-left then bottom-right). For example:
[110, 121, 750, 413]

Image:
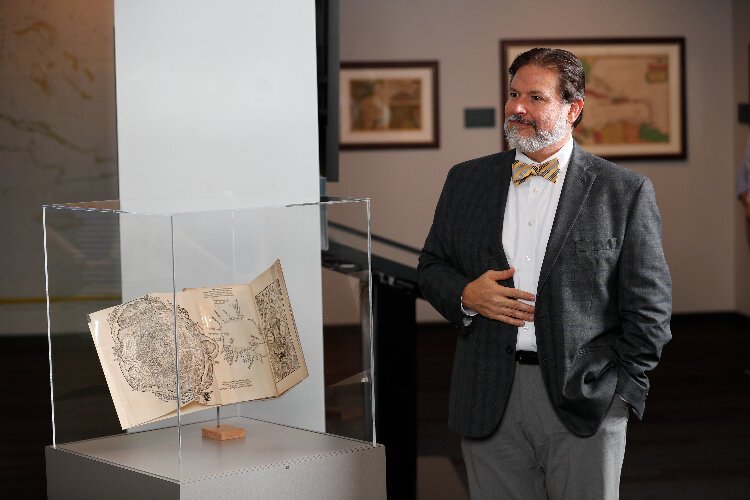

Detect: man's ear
[568, 98, 584, 125]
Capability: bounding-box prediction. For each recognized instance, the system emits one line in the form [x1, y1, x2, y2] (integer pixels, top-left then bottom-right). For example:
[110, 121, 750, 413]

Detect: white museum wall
[114, 0, 319, 206]
[733, 0, 750, 316]
[331, 0, 740, 321]
[114, 0, 324, 431]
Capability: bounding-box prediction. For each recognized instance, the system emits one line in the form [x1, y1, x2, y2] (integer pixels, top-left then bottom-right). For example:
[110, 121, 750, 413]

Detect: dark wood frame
[339, 61, 439, 150]
[500, 37, 687, 161]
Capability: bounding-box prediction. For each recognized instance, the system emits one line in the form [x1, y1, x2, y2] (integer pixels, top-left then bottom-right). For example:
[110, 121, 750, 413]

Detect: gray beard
[504, 111, 570, 153]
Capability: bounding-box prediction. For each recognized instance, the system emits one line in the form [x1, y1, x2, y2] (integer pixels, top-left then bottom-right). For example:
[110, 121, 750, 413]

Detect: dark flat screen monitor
[316, 0, 339, 182]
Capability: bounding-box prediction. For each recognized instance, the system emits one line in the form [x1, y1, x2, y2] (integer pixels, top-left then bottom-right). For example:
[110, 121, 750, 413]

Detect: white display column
[113, 0, 324, 431]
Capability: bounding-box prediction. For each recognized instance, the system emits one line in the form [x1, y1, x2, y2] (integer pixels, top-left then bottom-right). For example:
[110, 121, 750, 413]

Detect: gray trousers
[461, 364, 629, 500]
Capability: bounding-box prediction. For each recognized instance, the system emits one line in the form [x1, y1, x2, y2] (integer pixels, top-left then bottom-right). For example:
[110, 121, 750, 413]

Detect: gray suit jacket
[418, 143, 672, 438]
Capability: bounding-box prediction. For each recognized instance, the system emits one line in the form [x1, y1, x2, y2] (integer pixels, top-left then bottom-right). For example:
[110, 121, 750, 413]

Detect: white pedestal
[46, 417, 386, 499]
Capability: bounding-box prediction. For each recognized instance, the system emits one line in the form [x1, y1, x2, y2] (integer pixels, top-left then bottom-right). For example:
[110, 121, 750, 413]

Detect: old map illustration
[574, 54, 672, 148]
[255, 279, 300, 383]
[107, 295, 218, 406]
[88, 259, 307, 429]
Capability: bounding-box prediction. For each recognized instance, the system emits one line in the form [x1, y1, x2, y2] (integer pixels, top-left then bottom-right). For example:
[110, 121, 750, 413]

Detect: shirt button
[532, 187, 538, 193]
[525, 256, 531, 262]
[523, 326, 529, 331]
[506, 346, 514, 354]
[528, 220, 535, 226]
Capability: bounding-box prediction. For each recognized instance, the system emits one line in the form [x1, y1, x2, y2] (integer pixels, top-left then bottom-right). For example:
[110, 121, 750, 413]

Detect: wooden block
[201, 425, 246, 441]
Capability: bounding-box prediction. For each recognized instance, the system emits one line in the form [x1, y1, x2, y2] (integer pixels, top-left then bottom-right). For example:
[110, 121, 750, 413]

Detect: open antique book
[87, 259, 307, 429]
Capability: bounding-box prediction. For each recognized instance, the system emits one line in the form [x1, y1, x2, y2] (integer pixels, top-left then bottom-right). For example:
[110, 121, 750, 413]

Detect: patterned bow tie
[511, 158, 560, 186]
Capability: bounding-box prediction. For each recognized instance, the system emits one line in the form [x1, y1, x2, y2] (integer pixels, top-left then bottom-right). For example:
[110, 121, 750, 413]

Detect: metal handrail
[327, 221, 421, 255]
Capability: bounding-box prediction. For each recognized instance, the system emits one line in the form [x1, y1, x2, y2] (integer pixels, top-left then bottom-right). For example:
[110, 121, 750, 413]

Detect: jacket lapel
[489, 153, 512, 271]
[538, 142, 597, 293]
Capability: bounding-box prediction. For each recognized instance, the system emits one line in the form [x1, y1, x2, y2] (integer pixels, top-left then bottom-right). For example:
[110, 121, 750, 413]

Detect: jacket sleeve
[614, 177, 672, 418]
[418, 167, 473, 329]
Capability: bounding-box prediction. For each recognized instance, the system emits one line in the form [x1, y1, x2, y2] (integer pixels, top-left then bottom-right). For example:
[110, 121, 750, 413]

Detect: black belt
[515, 350, 539, 365]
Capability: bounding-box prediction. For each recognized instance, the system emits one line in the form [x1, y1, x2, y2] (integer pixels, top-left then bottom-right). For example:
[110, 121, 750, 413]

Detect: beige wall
[733, 0, 750, 316]
[331, 0, 741, 321]
[0, 0, 118, 334]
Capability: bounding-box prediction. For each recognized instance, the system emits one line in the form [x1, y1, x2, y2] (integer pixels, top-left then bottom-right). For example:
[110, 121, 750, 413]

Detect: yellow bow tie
[512, 158, 560, 186]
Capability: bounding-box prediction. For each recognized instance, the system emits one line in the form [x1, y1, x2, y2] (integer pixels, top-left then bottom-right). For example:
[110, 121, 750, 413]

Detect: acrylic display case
[43, 196, 384, 499]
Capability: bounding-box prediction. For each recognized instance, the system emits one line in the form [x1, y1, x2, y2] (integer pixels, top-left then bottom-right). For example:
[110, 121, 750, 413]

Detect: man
[418, 48, 672, 499]
[737, 131, 750, 246]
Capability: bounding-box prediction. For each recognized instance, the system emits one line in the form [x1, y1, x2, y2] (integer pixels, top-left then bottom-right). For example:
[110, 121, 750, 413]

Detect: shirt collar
[514, 136, 574, 173]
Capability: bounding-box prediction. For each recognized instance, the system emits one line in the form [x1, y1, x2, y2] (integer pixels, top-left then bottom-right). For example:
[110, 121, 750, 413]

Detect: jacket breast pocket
[575, 238, 620, 272]
[575, 238, 619, 253]
[568, 238, 620, 315]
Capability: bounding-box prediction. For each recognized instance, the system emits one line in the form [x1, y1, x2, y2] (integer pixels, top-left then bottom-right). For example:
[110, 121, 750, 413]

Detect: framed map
[500, 38, 686, 161]
[339, 61, 439, 149]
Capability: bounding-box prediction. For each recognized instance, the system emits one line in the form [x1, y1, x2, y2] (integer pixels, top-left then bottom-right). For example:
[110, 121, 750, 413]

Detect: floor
[2, 313, 749, 499]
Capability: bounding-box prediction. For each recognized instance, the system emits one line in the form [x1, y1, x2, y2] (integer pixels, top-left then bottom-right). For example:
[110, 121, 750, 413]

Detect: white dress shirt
[504, 137, 573, 352]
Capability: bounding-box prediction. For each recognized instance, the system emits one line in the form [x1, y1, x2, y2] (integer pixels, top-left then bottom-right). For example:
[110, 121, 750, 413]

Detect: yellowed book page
[249, 259, 308, 395]
[185, 284, 278, 404]
[88, 318, 135, 429]
[88, 292, 215, 430]
[142, 400, 217, 427]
